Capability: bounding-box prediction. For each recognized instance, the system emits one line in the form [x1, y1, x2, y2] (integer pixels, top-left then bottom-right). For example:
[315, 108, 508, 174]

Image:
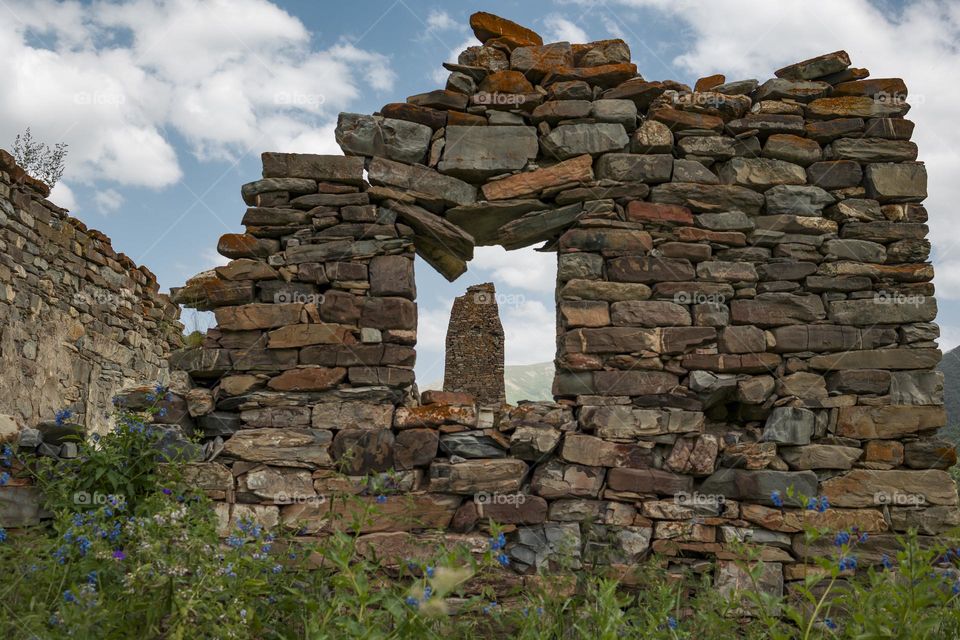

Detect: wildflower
[770, 491, 783, 508]
[63, 590, 76, 604]
[667, 616, 678, 630]
[376, 495, 387, 504]
[858, 531, 869, 543]
[423, 586, 433, 600]
[405, 596, 419, 607]
[806, 497, 818, 511]
[162, 488, 172, 496]
[490, 532, 507, 551]
[0, 527, 7, 543]
[145, 393, 156, 402]
[54, 409, 73, 426]
[112, 549, 126, 560]
[953, 582, 960, 595]
[497, 553, 510, 567]
[834, 531, 850, 547]
[426, 566, 435, 578]
[882, 554, 894, 570]
[818, 496, 830, 512]
[158, 407, 168, 418]
[226, 535, 244, 548]
[240, 609, 247, 621]
[838, 556, 858, 572]
[825, 618, 837, 630]
[0, 472, 9, 486]
[482, 601, 499, 615]
[272, 564, 283, 574]
[154, 383, 166, 396]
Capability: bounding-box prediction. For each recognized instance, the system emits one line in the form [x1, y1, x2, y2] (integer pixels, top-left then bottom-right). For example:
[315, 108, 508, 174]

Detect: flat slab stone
[438, 126, 539, 181]
[368, 157, 476, 208]
[335, 113, 432, 165]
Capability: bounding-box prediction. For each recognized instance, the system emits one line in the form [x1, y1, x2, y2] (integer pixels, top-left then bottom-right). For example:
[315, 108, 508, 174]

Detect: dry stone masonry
[0, 150, 183, 440]
[444, 282, 506, 406]
[79, 11, 958, 595]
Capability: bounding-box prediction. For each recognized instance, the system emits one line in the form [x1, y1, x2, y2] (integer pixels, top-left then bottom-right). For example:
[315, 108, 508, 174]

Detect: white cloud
[501, 299, 557, 365]
[49, 181, 77, 211]
[471, 246, 557, 291]
[0, 0, 395, 190]
[431, 36, 478, 85]
[426, 10, 458, 32]
[586, 0, 960, 301]
[93, 188, 124, 215]
[543, 14, 589, 43]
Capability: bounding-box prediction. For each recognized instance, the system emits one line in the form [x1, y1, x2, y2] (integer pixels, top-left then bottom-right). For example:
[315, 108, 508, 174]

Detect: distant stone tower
[443, 283, 506, 406]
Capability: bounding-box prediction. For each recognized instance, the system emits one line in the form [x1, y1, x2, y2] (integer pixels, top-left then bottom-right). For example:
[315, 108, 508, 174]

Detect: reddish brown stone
[379, 103, 446, 130]
[469, 11, 543, 49]
[649, 108, 724, 133]
[394, 429, 440, 469]
[625, 201, 694, 225]
[694, 74, 725, 92]
[478, 70, 535, 94]
[481, 154, 593, 200]
[267, 367, 346, 391]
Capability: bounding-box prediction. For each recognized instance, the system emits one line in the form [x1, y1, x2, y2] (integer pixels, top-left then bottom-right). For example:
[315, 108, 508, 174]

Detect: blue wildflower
[154, 383, 166, 395]
[423, 586, 433, 600]
[806, 497, 818, 511]
[405, 595, 419, 607]
[0, 472, 10, 486]
[426, 566, 435, 578]
[482, 601, 499, 615]
[158, 407, 168, 418]
[668, 616, 678, 630]
[87, 571, 98, 585]
[858, 531, 869, 543]
[838, 556, 858, 572]
[834, 531, 850, 547]
[272, 564, 282, 574]
[497, 553, 510, 567]
[376, 495, 387, 504]
[145, 393, 156, 402]
[825, 618, 837, 630]
[818, 496, 830, 512]
[63, 590, 76, 604]
[0, 527, 7, 543]
[54, 409, 73, 426]
[882, 554, 894, 570]
[226, 535, 243, 548]
[770, 491, 783, 508]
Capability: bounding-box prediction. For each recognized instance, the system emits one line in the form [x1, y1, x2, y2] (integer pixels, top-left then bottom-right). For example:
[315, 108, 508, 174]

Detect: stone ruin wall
[5, 10, 955, 597]
[0, 150, 183, 438]
[444, 283, 506, 406]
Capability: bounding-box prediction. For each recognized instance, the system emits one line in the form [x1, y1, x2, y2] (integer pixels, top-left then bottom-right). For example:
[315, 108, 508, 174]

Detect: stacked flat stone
[167, 11, 956, 598]
[0, 150, 182, 435]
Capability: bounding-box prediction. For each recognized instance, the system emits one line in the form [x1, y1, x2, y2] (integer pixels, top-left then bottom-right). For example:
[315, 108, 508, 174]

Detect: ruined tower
[443, 282, 506, 406]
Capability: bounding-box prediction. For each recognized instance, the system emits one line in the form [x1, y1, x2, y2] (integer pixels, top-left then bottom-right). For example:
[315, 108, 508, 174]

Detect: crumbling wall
[0, 150, 183, 436]
[444, 282, 505, 406]
[166, 11, 955, 594]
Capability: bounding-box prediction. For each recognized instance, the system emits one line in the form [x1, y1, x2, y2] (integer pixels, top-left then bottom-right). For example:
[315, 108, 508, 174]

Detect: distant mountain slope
[421, 361, 554, 405]
[938, 347, 960, 443]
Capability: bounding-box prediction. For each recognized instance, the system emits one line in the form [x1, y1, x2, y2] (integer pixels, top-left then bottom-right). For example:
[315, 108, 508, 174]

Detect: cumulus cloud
[426, 9, 459, 32]
[0, 0, 395, 189]
[93, 188, 124, 215]
[472, 246, 557, 292]
[49, 181, 78, 211]
[543, 14, 590, 43]
[577, 0, 960, 300]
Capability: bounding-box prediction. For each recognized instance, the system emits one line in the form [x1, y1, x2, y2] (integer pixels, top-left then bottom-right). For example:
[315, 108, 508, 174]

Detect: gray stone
[762, 407, 815, 445]
[718, 158, 807, 191]
[367, 157, 476, 208]
[695, 211, 753, 231]
[754, 78, 831, 102]
[673, 159, 719, 184]
[700, 469, 818, 506]
[865, 162, 928, 202]
[335, 113, 432, 165]
[764, 184, 834, 216]
[651, 182, 765, 214]
[438, 126, 539, 181]
[595, 153, 673, 183]
[540, 123, 629, 160]
[890, 371, 944, 405]
[440, 432, 507, 458]
[630, 120, 673, 153]
[590, 99, 638, 130]
[828, 138, 918, 163]
[823, 239, 886, 263]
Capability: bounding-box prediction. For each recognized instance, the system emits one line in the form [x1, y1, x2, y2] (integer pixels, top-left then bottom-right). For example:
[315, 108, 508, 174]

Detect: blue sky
[2, 0, 958, 384]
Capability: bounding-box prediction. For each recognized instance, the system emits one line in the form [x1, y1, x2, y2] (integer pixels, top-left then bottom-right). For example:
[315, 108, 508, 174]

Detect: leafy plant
[12, 127, 68, 188]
